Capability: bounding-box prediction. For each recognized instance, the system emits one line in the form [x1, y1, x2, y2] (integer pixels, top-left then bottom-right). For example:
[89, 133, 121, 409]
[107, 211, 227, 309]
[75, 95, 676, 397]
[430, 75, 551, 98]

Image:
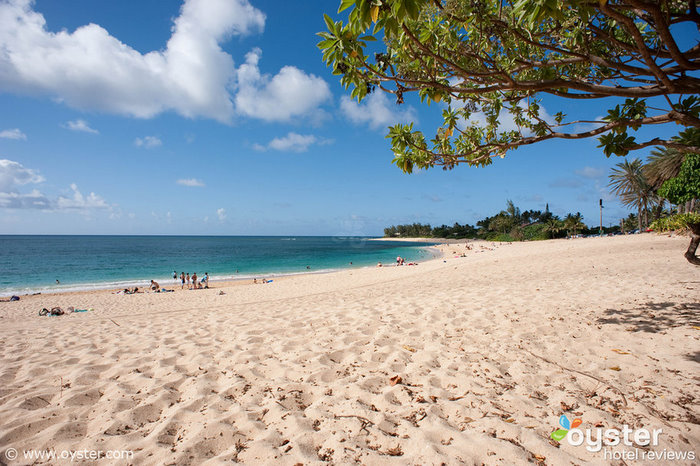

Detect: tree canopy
[658, 153, 700, 203]
[318, 0, 700, 173]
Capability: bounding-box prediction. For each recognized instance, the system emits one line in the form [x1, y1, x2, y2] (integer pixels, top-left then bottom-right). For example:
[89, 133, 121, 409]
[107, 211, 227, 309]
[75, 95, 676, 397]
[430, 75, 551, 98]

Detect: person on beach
[203, 273, 209, 288]
[173, 270, 177, 283]
[186, 273, 190, 289]
[192, 273, 198, 289]
[150, 280, 160, 291]
[180, 272, 185, 289]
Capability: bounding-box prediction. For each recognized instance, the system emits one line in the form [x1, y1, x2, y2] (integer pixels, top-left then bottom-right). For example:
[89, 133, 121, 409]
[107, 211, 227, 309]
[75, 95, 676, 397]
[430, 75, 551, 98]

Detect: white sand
[0, 234, 698, 465]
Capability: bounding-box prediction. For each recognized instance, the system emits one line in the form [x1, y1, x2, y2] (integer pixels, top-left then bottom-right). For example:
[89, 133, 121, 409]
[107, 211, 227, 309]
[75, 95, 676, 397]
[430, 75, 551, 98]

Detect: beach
[0, 234, 698, 464]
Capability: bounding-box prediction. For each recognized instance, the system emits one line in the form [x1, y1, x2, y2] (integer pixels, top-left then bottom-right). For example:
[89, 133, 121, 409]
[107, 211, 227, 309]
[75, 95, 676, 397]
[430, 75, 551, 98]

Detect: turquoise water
[0, 236, 436, 296]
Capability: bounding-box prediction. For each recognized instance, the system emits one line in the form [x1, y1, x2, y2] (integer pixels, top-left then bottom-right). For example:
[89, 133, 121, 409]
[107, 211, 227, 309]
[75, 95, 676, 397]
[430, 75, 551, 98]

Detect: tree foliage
[383, 200, 603, 241]
[319, 0, 700, 172]
[658, 153, 700, 204]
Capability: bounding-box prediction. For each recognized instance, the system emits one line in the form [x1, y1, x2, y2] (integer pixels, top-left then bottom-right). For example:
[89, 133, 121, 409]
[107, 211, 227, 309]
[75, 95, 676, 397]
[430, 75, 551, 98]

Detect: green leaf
[323, 14, 336, 34]
[338, 0, 356, 13]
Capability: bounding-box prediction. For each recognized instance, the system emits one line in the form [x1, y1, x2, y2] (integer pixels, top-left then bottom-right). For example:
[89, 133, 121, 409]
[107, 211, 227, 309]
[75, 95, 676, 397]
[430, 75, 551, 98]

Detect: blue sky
[0, 0, 690, 235]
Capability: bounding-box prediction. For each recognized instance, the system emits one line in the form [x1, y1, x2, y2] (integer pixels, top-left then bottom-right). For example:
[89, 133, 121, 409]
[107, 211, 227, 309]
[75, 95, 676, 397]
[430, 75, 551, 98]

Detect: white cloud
[134, 136, 162, 148]
[340, 92, 417, 130]
[0, 189, 51, 209]
[0, 159, 111, 211]
[217, 207, 226, 221]
[0, 0, 329, 123]
[255, 132, 333, 153]
[56, 183, 109, 209]
[0, 159, 50, 206]
[177, 178, 205, 187]
[234, 48, 331, 122]
[63, 119, 98, 134]
[0, 159, 44, 191]
[0, 128, 27, 140]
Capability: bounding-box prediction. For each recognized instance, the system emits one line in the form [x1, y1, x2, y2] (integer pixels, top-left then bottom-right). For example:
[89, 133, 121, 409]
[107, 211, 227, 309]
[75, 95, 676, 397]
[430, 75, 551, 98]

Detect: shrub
[650, 213, 700, 232]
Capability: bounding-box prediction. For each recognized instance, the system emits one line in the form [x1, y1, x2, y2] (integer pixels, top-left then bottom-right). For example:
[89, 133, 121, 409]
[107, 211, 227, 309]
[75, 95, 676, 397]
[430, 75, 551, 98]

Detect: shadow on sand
[597, 301, 700, 333]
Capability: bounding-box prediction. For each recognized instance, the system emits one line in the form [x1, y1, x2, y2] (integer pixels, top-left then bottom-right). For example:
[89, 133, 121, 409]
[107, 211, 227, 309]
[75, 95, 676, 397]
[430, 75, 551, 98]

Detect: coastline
[0, 238, 439, 298]
[0, 234, 697, 464]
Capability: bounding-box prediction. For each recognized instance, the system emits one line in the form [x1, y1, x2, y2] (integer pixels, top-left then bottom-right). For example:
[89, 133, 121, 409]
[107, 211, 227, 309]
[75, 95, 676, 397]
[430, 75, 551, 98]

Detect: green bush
[522, 223, 549, 241]
[650, 213, 700, 232]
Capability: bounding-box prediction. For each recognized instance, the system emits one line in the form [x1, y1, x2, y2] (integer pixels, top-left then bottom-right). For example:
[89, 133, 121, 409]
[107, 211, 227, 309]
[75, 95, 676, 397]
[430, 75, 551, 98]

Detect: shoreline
[0, 242, 441, 299]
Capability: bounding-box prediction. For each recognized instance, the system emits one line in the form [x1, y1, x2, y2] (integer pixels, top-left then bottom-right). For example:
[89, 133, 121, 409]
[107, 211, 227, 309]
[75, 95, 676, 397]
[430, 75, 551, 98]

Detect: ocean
[0, 236, 437, 296]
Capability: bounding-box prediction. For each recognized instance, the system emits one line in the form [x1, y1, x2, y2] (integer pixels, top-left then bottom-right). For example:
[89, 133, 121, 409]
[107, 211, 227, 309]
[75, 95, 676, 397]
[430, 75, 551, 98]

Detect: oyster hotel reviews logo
[550, 415, 696, 461]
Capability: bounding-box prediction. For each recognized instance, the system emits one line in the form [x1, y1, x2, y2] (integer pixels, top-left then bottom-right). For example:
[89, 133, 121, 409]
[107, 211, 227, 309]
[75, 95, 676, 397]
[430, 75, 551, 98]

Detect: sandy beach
[0, 234, 698, 465]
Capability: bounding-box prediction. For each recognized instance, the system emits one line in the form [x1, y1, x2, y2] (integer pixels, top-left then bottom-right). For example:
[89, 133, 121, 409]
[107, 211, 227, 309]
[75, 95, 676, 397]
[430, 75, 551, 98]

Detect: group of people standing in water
[174, 271, 209, 290]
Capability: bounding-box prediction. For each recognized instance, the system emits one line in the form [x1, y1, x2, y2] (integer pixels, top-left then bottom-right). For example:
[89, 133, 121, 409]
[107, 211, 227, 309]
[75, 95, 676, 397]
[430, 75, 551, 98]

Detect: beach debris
[389, 375, 402, 386]
[609, 366, 622, 371]
[692, 326, 700, 330]
[385, 445, 403, 456]
[611, 349, 631, 354]
[402, 345, 417, 353]
[560, 401, 578, 411]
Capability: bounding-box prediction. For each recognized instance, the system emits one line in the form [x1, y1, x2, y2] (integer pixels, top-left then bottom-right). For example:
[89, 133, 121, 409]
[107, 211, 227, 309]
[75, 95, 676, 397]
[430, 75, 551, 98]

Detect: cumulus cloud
[56, 183, 109, 210]
[234, 48, 331, 122]
[0, 128, 27, 140]
[63, 119, 98, 134]
[0, 189, 51, 209]
[0, 159, 44, 191]
[177, 178, 205, 187]
[341, 92, 417, 130]
[254, 132, 333, 153]
[0, 159, 110, 210]
[134, 136, 162, 148]
[0, 0, 329, 123]
[217, 207, 226, 221]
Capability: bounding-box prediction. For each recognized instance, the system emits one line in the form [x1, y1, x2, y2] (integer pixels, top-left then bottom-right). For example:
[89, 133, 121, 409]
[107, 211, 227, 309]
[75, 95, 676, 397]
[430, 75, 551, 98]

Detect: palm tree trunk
[637, 206, 642, 231]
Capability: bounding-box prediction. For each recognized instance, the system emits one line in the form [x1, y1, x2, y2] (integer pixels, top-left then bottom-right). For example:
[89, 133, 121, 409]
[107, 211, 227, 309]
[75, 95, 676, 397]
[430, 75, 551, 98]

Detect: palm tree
[608, 159, 655, 231]
[563, 213, 586, 237]
[543, 218, 563, 239]
[645, 147, 686, 190]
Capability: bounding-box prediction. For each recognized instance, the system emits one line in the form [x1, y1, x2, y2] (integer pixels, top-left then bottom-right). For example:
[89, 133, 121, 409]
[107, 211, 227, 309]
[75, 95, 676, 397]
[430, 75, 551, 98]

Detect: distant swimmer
[56, 279, 60, 284]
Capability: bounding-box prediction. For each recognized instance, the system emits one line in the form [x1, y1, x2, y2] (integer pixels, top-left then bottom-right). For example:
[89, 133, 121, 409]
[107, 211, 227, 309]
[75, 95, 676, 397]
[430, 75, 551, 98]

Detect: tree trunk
[637, 206, 642, 231]
[685, 222, 700, 266]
